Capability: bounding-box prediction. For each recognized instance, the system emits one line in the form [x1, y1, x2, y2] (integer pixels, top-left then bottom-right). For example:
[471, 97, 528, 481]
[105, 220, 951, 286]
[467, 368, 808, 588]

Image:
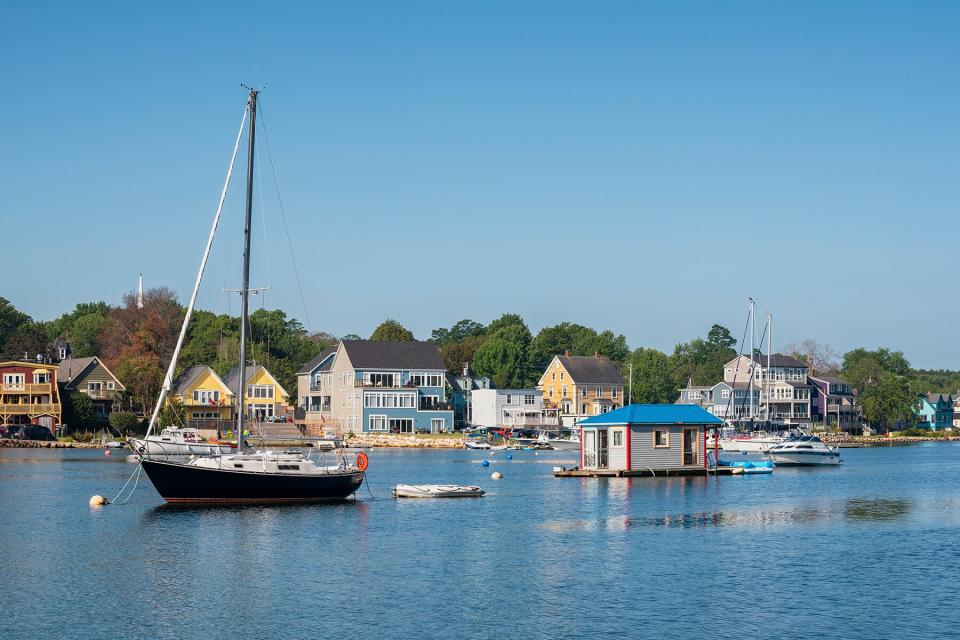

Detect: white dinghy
[392, 484, 486, 498]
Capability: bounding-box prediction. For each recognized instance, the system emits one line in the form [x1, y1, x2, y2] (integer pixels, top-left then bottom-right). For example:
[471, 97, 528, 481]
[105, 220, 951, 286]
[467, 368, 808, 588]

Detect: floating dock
[553, 466, 743, 478]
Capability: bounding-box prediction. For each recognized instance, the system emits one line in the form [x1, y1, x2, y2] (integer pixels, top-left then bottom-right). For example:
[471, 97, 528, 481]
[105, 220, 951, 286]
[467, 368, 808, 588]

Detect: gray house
[57, 356, 126, 423]
[578, 404, 723, 472]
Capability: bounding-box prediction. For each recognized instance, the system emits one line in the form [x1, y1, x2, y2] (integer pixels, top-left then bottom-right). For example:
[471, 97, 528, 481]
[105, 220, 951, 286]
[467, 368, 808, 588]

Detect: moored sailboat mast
[235, 87, 259, 452]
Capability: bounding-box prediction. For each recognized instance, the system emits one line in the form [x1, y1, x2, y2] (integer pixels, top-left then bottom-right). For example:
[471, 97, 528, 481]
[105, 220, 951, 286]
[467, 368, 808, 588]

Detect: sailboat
[137, 88, 365, 504]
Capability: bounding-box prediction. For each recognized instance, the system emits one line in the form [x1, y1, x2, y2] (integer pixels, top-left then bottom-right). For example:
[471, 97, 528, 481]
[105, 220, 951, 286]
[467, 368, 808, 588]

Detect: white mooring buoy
[491, 471, 503, 480]
[89, 495, 108, 507]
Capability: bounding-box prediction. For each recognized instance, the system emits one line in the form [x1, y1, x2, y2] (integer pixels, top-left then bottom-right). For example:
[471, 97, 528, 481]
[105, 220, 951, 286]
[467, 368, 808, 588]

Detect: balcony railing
[354, 379, 418, 389]
[419, 402, 453, 411]
[0, 403, 60, 415]
[1, 383, 52, 395]
[310, 384, 323, 392]
[83, 389, 120, 400]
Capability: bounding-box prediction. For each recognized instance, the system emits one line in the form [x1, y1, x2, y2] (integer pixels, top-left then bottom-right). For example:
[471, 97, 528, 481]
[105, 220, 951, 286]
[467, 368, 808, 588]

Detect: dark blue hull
[141, 459, 364, 504]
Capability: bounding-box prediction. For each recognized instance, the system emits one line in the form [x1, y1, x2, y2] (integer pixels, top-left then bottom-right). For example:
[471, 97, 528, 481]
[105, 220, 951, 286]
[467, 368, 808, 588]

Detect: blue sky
[5, 1, 959, 368]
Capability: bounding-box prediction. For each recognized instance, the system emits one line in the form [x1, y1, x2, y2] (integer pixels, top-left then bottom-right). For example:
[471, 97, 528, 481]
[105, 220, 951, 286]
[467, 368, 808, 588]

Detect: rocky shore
[345, 434, 465, 449]
[820, 433, 960, 446]
[0, 438, 104, 449]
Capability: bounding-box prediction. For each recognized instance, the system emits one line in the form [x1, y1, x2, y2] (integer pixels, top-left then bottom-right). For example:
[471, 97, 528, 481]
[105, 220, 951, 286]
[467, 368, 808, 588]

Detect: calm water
[2, 444, 960, 639]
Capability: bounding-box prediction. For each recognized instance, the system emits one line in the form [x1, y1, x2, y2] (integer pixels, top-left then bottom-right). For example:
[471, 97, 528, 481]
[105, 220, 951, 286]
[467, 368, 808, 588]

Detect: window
[581, 387, 588, 398]
[33, 372, 50, 384]
[88, 381, 102, 391]
[689, 391, 702, 401]
[581, 403, 587, 414]
[192, 389, 221, 404]
[390, 418, 414, 434]
[551, 372, 556, 381]
[612, 387, 617, 399]
[595, 387, 601, 398]
[369, 415, 387, 431]
[247, 385, 274, 399]
[549, 388, 553, 398]
[411, 373, 443, 387]
[106, 381, 115, 390]
[431, 418, 445, 432]
[524, 394, 535, 405]
[721, 389, 731, 399]
[654, 430, 670, 447]
[562, 385, 568, 397]
[560, 372, 564, 380]
[613, 430, 623, 447]
[192, 411, 220, 419]
[506, 394, 513, 404]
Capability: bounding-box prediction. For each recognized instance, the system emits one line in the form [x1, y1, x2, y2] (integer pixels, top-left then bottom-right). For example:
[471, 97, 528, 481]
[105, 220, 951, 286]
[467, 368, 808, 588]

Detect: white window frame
[431, 418, 444, 432]
[369, 415, 388, 431]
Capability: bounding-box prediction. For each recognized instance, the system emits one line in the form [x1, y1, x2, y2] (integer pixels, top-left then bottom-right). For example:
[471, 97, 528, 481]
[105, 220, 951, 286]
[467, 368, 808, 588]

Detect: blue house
[447, 363, 492, 428]
[578, 404, 723, 472]
[310, 339, 455, 434]
[914, 392, 954, 431]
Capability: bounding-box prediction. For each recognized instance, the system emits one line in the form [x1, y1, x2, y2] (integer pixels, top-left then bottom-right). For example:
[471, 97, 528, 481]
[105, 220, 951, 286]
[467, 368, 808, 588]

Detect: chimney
[564, 350, 570, 357]
[463, 362, 469, 377]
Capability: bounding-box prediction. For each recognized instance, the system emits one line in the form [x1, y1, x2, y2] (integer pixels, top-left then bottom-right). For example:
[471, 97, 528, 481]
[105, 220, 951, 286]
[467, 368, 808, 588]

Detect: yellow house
[169, 365, 235, 428]
[223, 364, 290, 421]
[537, 352, 625, 427]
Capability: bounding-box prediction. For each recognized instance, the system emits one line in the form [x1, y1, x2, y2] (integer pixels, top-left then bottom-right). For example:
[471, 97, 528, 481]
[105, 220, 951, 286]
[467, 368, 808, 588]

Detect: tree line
[1, 294, 955, 431]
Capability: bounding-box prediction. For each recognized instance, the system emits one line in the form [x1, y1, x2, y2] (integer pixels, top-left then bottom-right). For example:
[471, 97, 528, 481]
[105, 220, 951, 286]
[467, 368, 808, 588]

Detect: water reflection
[844, 497, 913, 521]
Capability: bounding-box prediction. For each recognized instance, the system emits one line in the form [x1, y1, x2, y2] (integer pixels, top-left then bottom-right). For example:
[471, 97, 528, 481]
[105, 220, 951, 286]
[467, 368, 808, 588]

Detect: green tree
[672, 325, 737, 386]
[440, 334, 489, 375]
[370, 319, 415, 342]
[1, 321, 49, 360]
[473, 334, 526, 388]
[62, 391, 96, 432]
[45, 302, 111, 357]
[0, 296, 31, 348]
[431, 319, 486, 346]
[485, 313, 527, 336]
[527, 322, 629, 374]
[108, 411, 143, 436]
[626, 347, 678, 404]
[842, 347, 912, 391]
[860, 372, 914, 431]
[707, 324, 736, 351]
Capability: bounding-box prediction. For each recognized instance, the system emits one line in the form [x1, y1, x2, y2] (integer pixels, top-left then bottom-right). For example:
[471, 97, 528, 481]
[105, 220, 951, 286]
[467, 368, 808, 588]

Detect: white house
[471, 389, 557, 429]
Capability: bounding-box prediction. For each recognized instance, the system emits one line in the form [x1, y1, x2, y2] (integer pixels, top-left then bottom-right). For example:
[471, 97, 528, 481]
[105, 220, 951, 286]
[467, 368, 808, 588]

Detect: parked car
[10, 425, 56, 441]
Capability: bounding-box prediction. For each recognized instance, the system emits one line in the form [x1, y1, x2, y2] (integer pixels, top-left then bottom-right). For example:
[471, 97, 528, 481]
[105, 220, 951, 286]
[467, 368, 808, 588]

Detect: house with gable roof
[914, 392, 954, 431]
[223, 363, 290, 422]
[57, 356, 126, 423]
[538, 351, 625, 427]
[297, 339, 454, 434]
[168, 365, 234, 431]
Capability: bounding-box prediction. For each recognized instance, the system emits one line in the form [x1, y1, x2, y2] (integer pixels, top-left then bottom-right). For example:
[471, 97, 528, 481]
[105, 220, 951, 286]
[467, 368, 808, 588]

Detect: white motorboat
[463, 440, 491, 450]
[392, 484, 485, 498]
[719, 433, 785, 453]
[536, 431, 580, 451]
[767, 435, 840, 466]
[130, 427, 233, 456]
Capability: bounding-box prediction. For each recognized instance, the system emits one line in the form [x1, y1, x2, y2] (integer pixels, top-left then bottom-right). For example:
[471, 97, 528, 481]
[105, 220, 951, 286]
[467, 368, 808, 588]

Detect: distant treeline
[1, 293, 953, 429]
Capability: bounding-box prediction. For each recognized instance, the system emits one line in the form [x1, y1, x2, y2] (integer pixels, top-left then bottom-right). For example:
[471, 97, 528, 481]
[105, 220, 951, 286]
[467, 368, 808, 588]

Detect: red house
[0, 361, 63, 433]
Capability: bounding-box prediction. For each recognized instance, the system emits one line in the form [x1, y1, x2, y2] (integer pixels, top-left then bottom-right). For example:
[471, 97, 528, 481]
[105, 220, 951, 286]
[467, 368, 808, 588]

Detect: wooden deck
[553, 466, 741, 478]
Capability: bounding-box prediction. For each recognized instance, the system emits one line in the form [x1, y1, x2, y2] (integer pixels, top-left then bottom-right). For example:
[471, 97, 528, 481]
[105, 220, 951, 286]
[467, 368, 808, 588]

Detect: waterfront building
[577, 404, 722, 472]
[223, 363, 290, 421]
[297, 339, 454, 434]
[470, 388, 557, 430]
[57, 356, 126, 423]
[723, 352, 812, 427]
[446, 363, 492, 428]
[0, 360, 62, 433]
[809, 375, 861, 433]
[295, 347, 337, 431]
[675, 380, 758, 422]
[675, 382, 712, 409]
[538, 352, 625, 427]
[169, 365, 235, 432]
[914, 392, 954, 431]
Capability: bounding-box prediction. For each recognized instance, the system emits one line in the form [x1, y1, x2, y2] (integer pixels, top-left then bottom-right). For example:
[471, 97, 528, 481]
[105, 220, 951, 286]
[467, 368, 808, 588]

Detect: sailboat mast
[749, 298, 755, 428]
[766, 312, 772, 423]
[235, 88, 258, 451]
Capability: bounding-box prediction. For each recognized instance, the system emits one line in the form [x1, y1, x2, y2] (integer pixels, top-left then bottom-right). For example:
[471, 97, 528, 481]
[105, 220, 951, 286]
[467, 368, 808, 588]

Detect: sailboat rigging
[134, 88, 364, 504]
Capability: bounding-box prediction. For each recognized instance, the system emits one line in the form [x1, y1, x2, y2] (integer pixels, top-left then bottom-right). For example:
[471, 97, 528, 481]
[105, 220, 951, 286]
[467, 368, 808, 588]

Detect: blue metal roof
[578, 404, 724, 426]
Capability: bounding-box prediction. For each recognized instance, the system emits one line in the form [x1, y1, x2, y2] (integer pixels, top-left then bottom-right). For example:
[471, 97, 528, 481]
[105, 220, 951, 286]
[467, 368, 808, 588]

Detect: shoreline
[0, 438, 104, 449]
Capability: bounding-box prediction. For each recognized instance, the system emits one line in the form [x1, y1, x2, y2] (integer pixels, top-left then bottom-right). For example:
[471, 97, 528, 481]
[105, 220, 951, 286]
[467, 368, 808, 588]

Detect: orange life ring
[356, 452, 369, 471]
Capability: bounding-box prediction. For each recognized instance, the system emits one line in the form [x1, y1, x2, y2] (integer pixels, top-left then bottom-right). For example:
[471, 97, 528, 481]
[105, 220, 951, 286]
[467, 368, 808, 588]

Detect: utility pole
[628, 362, 633, 406]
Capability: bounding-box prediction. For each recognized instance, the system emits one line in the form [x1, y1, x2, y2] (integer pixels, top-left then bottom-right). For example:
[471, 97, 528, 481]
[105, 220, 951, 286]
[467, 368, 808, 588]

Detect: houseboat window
[654, 430, 669, 447]
[613, 430, 623, 447]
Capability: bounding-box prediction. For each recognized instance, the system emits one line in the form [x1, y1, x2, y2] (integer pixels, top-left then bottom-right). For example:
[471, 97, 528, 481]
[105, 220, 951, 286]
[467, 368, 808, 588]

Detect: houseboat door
[597, 429, 609, 468]
[682, 428, 698, 465]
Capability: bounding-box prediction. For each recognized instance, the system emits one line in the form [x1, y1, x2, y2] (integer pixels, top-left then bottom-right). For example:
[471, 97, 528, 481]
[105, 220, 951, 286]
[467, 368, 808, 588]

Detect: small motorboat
[720, 459, 775, 474]
[464, 440, 491, 450]
[768, 435, 840, 466]
[392, 484, 486, 498]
